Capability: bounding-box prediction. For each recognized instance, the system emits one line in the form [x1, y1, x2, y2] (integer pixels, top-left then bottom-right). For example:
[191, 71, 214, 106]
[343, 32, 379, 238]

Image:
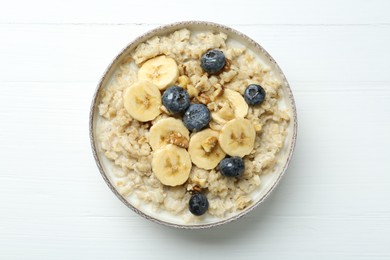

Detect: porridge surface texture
[97, 29, 290, 222]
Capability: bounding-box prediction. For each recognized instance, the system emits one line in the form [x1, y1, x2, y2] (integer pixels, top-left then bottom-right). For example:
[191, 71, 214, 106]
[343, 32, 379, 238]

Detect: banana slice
[211, 89, 248, 125]
[149, 117, 190, 151]
[219, 118, 256, 157]
[188, 129, 226, 170]
[152, 144, 192, 186]
[123, 81, 162, 122]
[138, 55, 179, 90]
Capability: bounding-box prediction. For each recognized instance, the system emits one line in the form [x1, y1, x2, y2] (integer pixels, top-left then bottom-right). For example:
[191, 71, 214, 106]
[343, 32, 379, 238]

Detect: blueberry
[219, 157, 245, 177]
[244, 84, 266, 106]
[162, 86, 190, 114]
[200, 49, 226, 75]
[189, 193, 209, 216]
[183, 104, 210, 132]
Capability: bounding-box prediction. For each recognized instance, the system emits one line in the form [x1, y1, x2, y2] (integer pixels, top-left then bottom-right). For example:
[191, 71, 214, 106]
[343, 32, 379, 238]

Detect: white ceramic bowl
[89, 21, 297, 229]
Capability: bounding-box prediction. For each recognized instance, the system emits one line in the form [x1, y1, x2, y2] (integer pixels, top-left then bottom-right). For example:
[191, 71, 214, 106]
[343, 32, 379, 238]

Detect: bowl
[89, 21, 297, 229]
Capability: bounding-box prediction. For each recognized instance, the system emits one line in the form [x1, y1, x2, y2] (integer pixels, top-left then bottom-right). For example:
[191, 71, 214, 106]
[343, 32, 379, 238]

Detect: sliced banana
[152, 144, 192, 186]
[219, 118, 256, 157]
[211, 89, 248, 125]
[188, 129, 226, 170]
[138, 55, 179, 90]
[123, 81, 162, 122]
[149, 117, 190, 151]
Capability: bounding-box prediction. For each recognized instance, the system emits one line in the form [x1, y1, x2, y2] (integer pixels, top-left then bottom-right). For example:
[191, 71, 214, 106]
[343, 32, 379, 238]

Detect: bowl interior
[90, 21, 297, 229]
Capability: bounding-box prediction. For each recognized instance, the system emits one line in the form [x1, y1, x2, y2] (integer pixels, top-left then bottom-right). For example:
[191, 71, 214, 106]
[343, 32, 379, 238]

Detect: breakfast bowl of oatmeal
[89, 21, 297, 228]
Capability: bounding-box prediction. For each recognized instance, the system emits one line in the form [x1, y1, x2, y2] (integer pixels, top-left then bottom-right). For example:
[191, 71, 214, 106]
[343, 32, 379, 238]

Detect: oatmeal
[97, 29, 290, 221]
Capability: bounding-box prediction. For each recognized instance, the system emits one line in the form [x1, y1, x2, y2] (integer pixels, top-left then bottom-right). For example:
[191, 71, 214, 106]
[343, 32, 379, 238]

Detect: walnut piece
[201, 136, 218, 153]
[223, 58, 231, 72]
[168, 132, 189, 149]
[177, 75, 190, 89]
[196, 93, 211, 104]
[187, 84, 199, 97]
[211, 84, 224, 100]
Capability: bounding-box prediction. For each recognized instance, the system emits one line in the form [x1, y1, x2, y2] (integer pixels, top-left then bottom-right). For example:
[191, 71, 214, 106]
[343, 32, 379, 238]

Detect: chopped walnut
[201, 136, 218, 153]
[167, 132, 189, 149]
[187, 84, 199, 97]
[179, 63, 187, 75]
[177, 75, 190, 89]
[194, 75, 211, 92]
[210, 83, 224, 100]
[207, 101, 218, 112]
[196, 93, 211, 104]
[187, 183, 204, 194]
[191, 185, 203, 194]
[223, 58, 231, 72]
[186, 184, 195, 192]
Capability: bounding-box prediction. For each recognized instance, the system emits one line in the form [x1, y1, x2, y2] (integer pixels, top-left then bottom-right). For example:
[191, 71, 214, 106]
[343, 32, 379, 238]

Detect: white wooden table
[1, 1, 389, 259]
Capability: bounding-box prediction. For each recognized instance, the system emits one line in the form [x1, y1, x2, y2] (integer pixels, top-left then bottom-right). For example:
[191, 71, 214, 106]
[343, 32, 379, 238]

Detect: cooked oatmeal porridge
[97, 28, 290, 222]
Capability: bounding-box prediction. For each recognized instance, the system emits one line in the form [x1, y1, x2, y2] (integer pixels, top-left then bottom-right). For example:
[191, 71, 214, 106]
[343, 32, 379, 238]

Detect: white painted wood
[1, 24, 389, 83]
[0, 0, 390, 25]
[0, 0, 390, 259]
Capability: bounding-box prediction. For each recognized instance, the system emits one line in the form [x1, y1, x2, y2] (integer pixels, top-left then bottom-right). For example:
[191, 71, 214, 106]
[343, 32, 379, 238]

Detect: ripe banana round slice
[211, 89, 248, 125]
[149, 117, 190, 151]
[138, 55, 179, 90]
[188, 129, 226, 170]
[123, 81, 162, 122]
[219, 118, 256, 157]
[152, 144, 192, 186]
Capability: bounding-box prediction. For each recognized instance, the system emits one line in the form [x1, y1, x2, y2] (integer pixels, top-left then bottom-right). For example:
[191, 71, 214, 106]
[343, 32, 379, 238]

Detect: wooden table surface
[1, 1, 389, 259]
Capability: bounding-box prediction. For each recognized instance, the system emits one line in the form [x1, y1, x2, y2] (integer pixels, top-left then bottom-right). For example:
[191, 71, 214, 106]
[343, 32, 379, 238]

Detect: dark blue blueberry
[183, 104, 210, 132]
[162, 86, 190, 114]
[219, 157, 245, 177]
[244, 84, 266, 106]
[189, 193, 209, 216]
[200, 49, 226, 75]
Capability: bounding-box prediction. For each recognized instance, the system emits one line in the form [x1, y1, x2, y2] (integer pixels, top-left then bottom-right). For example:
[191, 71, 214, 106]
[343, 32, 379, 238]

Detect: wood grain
[0, 0, 390, 259]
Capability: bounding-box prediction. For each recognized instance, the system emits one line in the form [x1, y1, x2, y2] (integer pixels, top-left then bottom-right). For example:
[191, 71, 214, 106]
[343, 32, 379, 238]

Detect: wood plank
[0, 0, 390, 25]
[0, 24, 389, 83]
[0, 7, 390, 257]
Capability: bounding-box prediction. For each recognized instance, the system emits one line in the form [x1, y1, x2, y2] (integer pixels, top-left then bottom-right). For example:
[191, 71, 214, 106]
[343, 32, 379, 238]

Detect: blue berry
[219, 157, 245, 177]
[244, 84, 266, 106]
[183, 104, 210, 132]
[200, 49, 226, 75]
[189, 193, 209, 216]
[162, 86, 190, 114]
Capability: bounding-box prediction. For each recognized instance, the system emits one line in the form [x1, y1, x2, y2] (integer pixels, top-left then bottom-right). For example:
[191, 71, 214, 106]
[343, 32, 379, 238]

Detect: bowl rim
[89, 20, 298, 229]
